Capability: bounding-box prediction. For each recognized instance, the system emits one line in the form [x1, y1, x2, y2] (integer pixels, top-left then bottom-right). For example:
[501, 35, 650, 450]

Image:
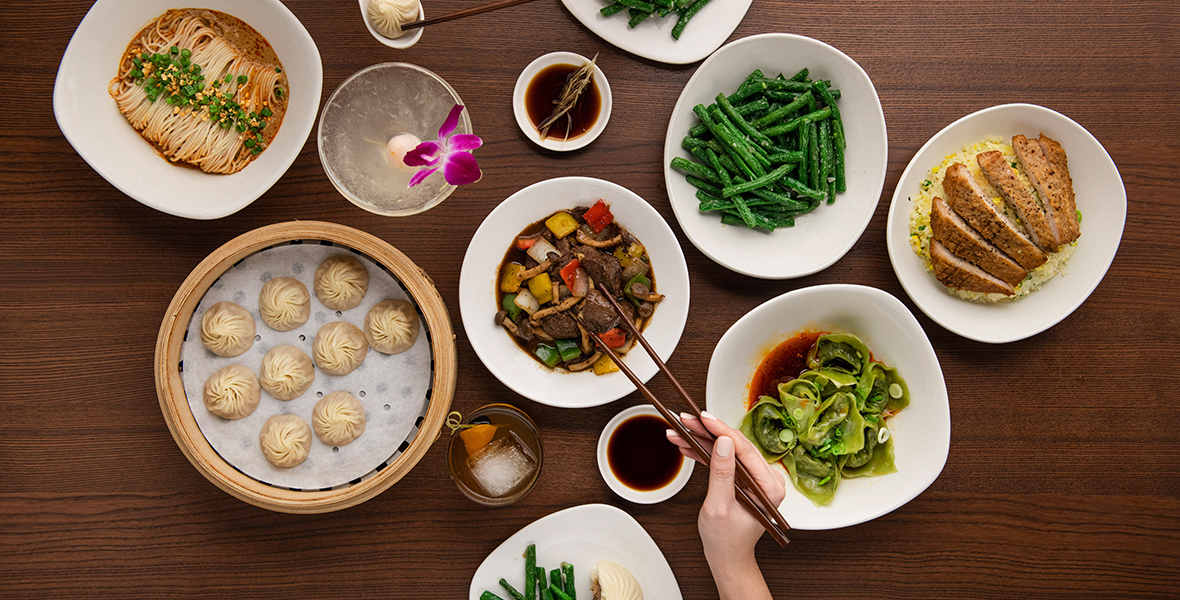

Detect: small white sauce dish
[513, 51, 612, 152]
[597, 404, 695, 504]
[359, 0, 424, 49]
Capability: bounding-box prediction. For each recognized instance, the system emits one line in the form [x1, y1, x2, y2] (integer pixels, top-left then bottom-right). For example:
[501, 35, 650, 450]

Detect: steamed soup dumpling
[590, 561, 643, 600]
[314, 321, 369, 376]
[259, 414, 312, 468]
[200, 301, 255, 357]
[259, 277, 311, 331]
[203, 364, 261, 420]
[313, 391, 367, 446]
[367, 0, 419, 38]
[314, 255, 369, 311]
[365, 299, 420, 355]
[259, 345, 315, 400]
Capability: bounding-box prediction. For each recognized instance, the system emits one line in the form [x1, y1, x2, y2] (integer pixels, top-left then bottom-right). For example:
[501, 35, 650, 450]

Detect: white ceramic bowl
[53, 0, 322, 220]
[886, 103, 1127, 344]
[513, 52, 612, 152]
[459, 177, 690, 408]
[597, 404, 695, 504]
[663, 33, 888, 279]
[560, 0, 752, 65]
[705, 284, 950, 530]
[359, 0, 424, 49]
[318, 63, 470, 217]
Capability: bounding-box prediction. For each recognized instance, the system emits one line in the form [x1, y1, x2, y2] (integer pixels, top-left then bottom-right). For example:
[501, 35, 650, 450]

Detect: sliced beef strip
[976, 150, 1060, 251]
[1013, 135, 1080, 246]
[1036, 133, 1081, 244]
[578, 246, 624, 296]
[580, 289, 620, 333]
[930, 240, 1015, 296]
[539, 312, 580, 339]
[942, 162, 1047, 271]
[930, 195, 1028, 286]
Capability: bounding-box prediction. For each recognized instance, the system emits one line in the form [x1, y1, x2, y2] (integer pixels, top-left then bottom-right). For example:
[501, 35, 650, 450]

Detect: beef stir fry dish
[495, 200, 663, 374]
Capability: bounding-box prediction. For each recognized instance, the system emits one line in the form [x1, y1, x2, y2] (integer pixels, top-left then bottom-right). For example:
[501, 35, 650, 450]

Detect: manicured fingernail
[680, 412, 695, 421]
[701, 411, 717, 421]
[665, 429, 676, 438]
[715, 435, 733, 457]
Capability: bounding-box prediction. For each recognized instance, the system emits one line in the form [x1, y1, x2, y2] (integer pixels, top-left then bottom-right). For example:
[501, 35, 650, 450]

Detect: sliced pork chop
[930, 240, 1016, 296]
[976, 150, 1060, 251]
[1012, 134, 1080, 246]
[942, 163, 1047, 271]
[1037, 133, 1081, 243]
[930, 195, 1027, 286]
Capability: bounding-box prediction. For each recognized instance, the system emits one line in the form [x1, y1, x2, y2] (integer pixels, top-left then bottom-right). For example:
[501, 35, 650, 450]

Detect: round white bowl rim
[884, 102, 1126, 343]
[662, 32, 887, 279]
[512, 51, 612, 152]
[53, 0, 323, 220]
[597, 404, 695, 504]
[458, 176, 690, 408]
[706, 283, 950, 529]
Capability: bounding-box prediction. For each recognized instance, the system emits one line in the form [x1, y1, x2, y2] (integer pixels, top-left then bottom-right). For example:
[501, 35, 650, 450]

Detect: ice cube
[467, 431, 537, 498]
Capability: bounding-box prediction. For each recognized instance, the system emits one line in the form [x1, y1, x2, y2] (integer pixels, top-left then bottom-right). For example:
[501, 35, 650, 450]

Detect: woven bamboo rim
[154, 221, 457, 513]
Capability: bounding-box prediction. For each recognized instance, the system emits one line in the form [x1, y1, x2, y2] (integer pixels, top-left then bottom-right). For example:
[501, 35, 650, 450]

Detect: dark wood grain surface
[2, 1, 1178, 598]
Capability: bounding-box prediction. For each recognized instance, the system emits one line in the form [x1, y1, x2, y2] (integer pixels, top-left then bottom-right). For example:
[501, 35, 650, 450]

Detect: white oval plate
[512, 51, 613, 152]
[885, 103, 1127, 343]
[460, 177, 690, 408]
[561, 0, 751, 65]
[53, 0, 322, 220]
[706, 284, 950, 530]
[663, 34, 888, 279]
[468, 503, 682, 600]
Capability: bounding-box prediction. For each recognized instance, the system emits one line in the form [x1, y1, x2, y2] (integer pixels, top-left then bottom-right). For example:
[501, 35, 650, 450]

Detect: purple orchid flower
[403, 104, 482, 188]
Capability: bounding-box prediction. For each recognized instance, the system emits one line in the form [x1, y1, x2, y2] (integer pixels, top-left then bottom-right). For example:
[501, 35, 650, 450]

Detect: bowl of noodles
[54, 0, 322, 220]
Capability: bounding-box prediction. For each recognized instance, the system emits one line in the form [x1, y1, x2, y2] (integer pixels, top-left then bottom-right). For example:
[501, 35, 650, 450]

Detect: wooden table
[3, 1, 1178, 597]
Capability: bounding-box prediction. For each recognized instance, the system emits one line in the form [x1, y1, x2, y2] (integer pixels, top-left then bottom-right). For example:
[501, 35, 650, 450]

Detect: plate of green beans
[468, 503, 682, 600]
[663, 33, 887, 279]
[560, 0, 751, 65]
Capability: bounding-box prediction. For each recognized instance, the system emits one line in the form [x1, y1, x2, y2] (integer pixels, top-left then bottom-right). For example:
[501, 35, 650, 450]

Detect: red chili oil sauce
[747, 331, 826, 409]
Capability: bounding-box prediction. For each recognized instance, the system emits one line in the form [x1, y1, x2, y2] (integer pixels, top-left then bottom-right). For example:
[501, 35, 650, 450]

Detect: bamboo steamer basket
[155, 221, 456, 513]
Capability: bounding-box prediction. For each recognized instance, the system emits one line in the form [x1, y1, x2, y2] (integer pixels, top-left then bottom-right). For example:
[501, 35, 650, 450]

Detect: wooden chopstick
[400, 0, 541, 31]
[574, 287, 791, 546]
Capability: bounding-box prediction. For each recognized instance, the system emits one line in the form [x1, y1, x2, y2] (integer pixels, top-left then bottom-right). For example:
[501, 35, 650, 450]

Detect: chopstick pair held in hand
[670, 412, 783, 600]
[574, 282, 791, 546]
[667, 411, 787, 535]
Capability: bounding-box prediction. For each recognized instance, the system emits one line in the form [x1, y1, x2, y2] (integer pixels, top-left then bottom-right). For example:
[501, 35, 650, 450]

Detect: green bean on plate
[669, 67, 846, 232]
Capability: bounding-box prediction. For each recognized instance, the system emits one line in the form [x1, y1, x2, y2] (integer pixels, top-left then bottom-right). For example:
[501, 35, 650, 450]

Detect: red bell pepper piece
[516, 234, 540, 250]
[582, 199, 613, 233]
[599, 327, 627, 348]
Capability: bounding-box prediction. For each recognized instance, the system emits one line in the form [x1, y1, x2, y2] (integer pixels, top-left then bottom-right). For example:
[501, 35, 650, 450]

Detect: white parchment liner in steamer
[180, 242, 432, 490]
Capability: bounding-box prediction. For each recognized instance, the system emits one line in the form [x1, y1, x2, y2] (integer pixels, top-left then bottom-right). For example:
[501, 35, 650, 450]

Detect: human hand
[667, 411, 785, 600]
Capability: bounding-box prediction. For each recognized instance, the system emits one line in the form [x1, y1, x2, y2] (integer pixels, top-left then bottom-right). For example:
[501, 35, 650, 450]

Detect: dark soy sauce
[524, 63, 600, 141]
[607, 414, 683, 491]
